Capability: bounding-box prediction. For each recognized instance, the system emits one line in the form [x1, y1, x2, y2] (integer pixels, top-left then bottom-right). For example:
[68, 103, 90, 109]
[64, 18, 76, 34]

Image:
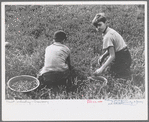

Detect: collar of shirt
[102, 26, 110, 37]
[53, 42, 64, 46]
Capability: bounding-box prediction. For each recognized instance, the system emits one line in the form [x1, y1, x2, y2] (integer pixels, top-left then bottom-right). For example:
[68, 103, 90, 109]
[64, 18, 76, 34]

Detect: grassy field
[5, 5, 145, 99]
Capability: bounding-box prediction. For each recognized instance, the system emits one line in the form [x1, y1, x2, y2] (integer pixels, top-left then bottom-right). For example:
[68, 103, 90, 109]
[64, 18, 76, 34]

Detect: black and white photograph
[2, 1, 148, 121]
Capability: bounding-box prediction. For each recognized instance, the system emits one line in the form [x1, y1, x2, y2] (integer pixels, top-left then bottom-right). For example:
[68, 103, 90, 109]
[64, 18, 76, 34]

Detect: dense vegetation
[5, 5, 145, 99]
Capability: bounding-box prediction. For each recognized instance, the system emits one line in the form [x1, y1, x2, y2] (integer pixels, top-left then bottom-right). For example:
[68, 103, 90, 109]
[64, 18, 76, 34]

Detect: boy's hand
[93, 68, 104, 76]
[98, 55, 103, 65]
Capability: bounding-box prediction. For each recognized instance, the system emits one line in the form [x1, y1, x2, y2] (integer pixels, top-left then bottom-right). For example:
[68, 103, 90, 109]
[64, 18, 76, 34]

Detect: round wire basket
[7, 75, 40, 93]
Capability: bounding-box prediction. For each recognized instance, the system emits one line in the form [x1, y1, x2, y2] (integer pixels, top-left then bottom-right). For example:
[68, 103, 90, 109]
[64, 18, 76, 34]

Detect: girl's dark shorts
[109, 47, 132, 78]
[38, 69, 70, 87]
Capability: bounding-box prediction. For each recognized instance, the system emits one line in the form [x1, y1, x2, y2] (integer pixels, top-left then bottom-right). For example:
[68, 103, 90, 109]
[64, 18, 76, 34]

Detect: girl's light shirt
[102, 27, 127, 52]
[40, 42, 70, 75]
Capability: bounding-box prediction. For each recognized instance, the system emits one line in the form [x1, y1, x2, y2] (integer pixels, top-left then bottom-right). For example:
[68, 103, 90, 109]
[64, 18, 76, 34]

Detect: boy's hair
[53, 30, 67, 42]
[92, 13, 106, 27]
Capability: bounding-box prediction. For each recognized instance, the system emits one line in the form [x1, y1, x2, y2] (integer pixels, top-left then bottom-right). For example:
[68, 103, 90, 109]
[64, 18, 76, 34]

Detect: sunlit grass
[5, 5, 145, 99]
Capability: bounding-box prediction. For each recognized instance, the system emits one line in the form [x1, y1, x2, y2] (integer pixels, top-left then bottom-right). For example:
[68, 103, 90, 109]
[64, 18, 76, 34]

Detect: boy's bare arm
[98, 50, 109, 64]
[66, 55, 71, 70]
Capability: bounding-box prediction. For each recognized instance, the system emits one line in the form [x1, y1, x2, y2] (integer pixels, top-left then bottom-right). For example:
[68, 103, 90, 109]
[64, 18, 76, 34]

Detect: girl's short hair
[53, 30, 67, 42]
[92, 13, 106, 27]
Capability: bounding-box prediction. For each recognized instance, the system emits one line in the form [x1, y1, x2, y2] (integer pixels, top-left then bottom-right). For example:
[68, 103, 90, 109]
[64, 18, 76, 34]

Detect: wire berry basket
[7, 75, 40, 93]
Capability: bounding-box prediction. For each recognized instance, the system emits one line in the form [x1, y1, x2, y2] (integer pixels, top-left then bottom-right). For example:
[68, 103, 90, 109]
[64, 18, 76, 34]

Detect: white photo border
[2, 1, 148, 121]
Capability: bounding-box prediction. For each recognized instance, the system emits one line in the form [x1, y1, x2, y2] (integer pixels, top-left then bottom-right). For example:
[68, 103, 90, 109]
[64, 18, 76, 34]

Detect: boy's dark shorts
[109, 47, 132, 78]
[38, 69, 70, 87]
